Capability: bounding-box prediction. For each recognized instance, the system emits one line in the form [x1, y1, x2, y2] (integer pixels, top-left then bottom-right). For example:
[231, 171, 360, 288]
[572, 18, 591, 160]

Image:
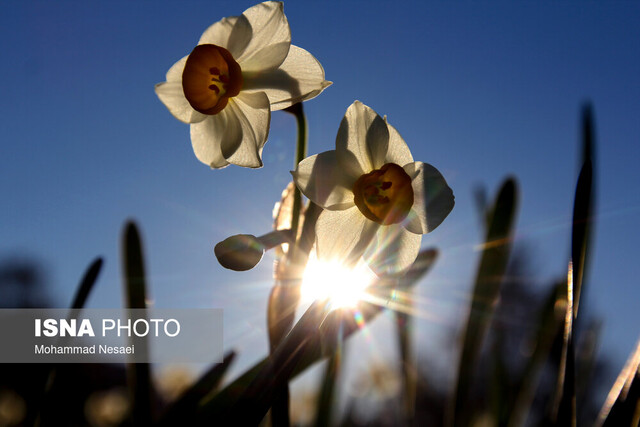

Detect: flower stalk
[268, 103, 312, 427]
[285, 102, 308, 239]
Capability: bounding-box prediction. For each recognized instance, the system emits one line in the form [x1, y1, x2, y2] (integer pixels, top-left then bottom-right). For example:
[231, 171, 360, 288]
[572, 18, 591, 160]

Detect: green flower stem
[257, 229, 294, 249]
[286, 102, 308, 240]
[269, 102, 308, 427]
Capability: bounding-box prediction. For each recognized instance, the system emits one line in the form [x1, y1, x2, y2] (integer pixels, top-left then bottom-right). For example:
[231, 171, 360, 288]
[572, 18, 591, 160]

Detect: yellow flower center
[352, 163, 414, 225]
[182, 44, 243, 115]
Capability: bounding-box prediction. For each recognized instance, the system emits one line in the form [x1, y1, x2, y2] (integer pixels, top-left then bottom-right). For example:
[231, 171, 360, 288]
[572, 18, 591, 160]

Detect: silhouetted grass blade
[555, 330, 577, 426]
[198, 302, 326, 425]
[548, 104, 597, 426]
[393, 252, 438, 424]
[571, 160, 593, 319]
[597, 339, 640, 427]
[489, 331, 509, 426]
[580, 103, 594, 167]
[451, 178, 518, 427]
[158, 351, 236, 427]
[71, 257, 103, 309]
[124, 222, 148, 310]
[314, 347, 341, 427]
[34, 257, 105, 426]
[122, 221, 153, 426]
[575, 319, 602, 413]
[550, 263, 576, 427]
[508, 280, 565, 427]
[399, 248, 438, 287]
[395, 248, 437, 423]
[549, 115, 596, 426]
[196, 359, 268, 421]
[572, 103, 596, 319]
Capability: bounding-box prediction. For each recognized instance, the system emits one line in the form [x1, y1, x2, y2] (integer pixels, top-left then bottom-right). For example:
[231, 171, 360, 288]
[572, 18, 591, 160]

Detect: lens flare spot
[301, 254, 375, 310]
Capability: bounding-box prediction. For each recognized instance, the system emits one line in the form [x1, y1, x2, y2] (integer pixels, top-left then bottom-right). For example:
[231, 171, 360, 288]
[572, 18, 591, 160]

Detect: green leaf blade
[450, 177, 519, 426]
[122, 221, 153, 427]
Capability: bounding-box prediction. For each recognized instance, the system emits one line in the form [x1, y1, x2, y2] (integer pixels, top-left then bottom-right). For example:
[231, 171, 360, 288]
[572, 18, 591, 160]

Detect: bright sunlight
[301, 253, 377, 310]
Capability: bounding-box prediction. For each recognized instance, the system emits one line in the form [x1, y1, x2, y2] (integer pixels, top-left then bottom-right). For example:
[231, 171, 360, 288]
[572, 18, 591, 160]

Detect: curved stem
[286, 102, 308, 239]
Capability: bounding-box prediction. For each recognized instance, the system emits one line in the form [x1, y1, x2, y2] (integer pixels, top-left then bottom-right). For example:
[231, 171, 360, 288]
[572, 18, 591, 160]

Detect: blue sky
[1, 1, 639, 390]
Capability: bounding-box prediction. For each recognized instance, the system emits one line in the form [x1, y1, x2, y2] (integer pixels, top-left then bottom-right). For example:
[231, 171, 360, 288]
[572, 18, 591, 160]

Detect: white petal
[403, 162, 455, 234]
[222, 91, 271, 168]
[198, 16, 245, 54]
[384, 122, 413, 166]
[189, 94, 270, 169]
[315, 207, 379, 267]
[364, 224, 421, 275]
[156, 56, 207, 124]
[165, 55, 188, 82]
[336, 101, 390, 176]
[242, 45, 331, 110]
[155, 81, 207, 124]
[291, 150, 356, 210]
[190, 115, 232, 169]
[235, 2, 291, 72]
[226, 15, 254, 59]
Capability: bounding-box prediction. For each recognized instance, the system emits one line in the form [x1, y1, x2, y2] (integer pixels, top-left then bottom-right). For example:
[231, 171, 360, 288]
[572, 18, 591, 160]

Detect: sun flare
[301, 254, 376, 310]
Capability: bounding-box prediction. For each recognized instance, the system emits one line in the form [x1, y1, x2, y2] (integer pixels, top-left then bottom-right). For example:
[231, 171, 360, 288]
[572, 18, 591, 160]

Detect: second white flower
[292, 101, 455, 275]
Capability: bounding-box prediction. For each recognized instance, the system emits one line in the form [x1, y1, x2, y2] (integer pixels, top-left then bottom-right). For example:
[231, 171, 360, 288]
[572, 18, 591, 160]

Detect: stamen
[182, 44, 243, 115]
[352, 163, 414, 225]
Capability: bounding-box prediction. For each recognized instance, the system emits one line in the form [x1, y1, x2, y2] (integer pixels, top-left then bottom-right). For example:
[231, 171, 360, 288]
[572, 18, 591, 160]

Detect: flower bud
[214, 234, 264, 271]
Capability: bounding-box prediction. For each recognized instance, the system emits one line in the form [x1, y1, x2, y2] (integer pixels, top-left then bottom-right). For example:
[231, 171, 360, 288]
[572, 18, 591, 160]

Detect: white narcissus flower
[155, 1, 331, 169]
[292, 101, 455, 275]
